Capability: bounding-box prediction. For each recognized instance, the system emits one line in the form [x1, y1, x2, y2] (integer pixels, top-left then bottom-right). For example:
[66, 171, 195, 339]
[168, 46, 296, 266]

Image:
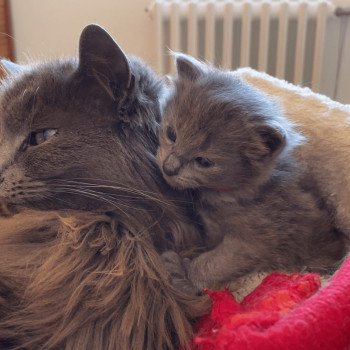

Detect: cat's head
[157, 53, 303, 193]
[0, 25, 166, 215]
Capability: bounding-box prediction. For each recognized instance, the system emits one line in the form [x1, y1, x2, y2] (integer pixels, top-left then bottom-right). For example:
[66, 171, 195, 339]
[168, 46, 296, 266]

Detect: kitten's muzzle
[163, 153, 181, 176]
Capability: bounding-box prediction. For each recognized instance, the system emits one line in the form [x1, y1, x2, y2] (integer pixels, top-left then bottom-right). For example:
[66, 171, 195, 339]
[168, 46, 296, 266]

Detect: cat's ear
[257, 125, 286, 158]
[1, 60, 24, 76]
[173, 52, 205, 81]
[77, 24, 133, 100]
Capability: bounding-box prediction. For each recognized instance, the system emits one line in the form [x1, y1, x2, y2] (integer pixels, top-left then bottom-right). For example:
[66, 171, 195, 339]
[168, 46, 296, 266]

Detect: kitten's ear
[173, 52, 205, 81]
[77, 24, 133, 100]
[1, 60, 24, 76]
[257, 125, 286, 158]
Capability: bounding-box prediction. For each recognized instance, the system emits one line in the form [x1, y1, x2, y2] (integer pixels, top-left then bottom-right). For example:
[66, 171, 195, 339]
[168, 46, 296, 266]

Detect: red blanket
[193, 256, 350, 350]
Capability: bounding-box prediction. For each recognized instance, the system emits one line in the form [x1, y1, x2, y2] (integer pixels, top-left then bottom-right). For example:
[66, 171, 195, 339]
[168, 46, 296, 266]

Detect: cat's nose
[163, 154, 181, 176]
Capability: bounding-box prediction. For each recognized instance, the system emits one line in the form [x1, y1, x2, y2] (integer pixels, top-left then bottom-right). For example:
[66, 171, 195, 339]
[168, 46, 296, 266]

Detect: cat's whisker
[58, 179, 159, 195]
[58, 178, 161, 196]
[62, 177, 195, 204]
[50, 187, 136, 218]
[51, 184, 150, 207]
[52, 185, 182, 217]
[57, 179, 164, 200]
[51, 188, 132, 218]
[52, 179, 187, 207]
[39, 193, 74, 207]
[21, 88, 29, 101]
[138, 209, 166, 236]
[52, 183, 150, 202]
[18, 186, 47, 193]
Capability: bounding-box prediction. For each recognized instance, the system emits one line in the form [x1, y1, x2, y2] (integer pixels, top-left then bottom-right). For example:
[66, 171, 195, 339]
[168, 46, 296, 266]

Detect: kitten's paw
[161, 251, 202, 296]
[161, 251, 186, 279]
[187, 262, 212, 292]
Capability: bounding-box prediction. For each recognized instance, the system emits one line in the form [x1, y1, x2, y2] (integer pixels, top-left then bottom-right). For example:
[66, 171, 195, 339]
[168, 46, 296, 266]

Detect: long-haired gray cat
[158, 53, 347, 293]
[0, 27, 209, 350]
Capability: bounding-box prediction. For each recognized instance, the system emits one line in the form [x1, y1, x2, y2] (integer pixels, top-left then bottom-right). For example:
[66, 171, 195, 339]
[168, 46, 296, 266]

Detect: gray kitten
[158, 53, 347, 293]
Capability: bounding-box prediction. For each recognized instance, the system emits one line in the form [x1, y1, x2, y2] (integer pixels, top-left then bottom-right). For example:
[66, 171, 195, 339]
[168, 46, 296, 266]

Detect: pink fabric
[193, 256, 350, 350]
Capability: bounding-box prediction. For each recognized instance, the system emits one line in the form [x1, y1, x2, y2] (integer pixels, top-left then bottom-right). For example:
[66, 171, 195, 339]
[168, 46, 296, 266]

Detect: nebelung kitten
[158, 53, 347, 293]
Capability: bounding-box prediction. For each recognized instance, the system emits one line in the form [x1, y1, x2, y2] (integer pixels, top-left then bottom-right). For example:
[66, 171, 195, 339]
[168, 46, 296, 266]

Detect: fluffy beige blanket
[229, 68, 350, 298]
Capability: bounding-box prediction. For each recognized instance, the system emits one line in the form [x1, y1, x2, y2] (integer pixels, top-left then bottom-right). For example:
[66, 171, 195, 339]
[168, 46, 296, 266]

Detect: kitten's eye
[166, 127, 177, 143]
[195, 157, 213, 168]
[28, 129, 58, 146]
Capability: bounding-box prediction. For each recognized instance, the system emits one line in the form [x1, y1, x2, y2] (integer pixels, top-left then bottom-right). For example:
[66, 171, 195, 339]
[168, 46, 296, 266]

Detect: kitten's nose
[163, 154, 181, 176]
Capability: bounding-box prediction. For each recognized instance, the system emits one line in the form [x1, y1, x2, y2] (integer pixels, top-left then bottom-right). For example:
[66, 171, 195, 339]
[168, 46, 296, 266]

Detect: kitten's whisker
[40, 193, 74, 207]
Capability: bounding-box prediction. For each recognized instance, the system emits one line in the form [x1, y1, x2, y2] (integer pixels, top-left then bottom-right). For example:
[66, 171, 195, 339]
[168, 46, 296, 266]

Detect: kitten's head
[0, 25, 165, 215]
[157, 53, 303, 193]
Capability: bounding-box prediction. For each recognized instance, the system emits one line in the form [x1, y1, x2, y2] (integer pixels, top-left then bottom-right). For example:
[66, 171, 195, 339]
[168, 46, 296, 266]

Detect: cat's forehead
[0, 60, 77, 132]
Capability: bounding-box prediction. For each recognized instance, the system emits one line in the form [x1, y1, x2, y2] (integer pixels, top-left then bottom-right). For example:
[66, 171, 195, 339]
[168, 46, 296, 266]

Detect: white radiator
[147, 0, 335, 93]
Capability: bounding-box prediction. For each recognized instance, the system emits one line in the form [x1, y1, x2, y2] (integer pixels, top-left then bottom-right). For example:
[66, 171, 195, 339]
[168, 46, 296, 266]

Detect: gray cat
[0, 27, 209, 350]
[158, 53, 347, 293]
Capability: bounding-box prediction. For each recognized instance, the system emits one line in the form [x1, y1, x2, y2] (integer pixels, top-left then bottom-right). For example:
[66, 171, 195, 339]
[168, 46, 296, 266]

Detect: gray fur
[157, 53, 348, 292]
[0, 26, 198, 247]
[0, 26, 210, 349]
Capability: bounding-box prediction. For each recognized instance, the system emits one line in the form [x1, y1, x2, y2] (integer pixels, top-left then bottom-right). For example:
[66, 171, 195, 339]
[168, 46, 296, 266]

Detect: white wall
[9, 0, 350, 103]
[10, 0, 156, 66]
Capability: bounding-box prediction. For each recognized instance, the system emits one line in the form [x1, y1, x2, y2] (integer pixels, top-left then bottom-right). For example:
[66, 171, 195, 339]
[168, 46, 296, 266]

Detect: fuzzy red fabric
[193, 256, 350, 350]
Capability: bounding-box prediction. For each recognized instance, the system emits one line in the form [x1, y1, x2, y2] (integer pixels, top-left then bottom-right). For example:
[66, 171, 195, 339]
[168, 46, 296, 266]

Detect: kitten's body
[192, 163, 344, 289]
[0, 27, 209, 350]
[158, 54, 347, 292]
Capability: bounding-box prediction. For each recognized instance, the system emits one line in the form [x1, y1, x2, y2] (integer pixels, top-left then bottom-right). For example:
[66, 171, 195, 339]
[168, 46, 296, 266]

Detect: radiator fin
[149, 0, 334, 92]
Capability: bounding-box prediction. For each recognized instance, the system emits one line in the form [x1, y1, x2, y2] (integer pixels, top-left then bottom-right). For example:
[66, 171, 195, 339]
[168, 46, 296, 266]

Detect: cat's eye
[166, 127, 177, 143]
[195, 157, 213, 168]
[28, 129, 58, 147]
